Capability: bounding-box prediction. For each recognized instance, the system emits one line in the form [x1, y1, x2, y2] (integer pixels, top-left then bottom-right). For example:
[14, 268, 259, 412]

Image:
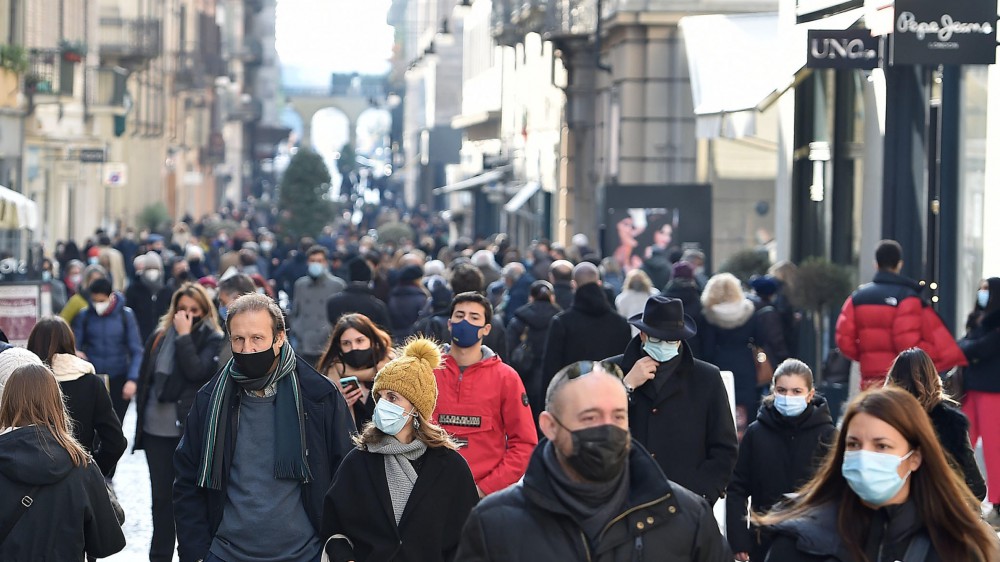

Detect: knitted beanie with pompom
[372, 338, 441, 420]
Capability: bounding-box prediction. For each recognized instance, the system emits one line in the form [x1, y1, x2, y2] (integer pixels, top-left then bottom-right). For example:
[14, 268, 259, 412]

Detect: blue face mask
[643, 339, 680, 363]
[218, 305, 228, 321]
[979, 289, 990, 309]
[41, 271, 52, 282]
[450, 319, 484, 348]
[373, 399, 413, 436]
[774, 393, 809, 417]
[308, 262, 325, 278]
[842, 449, 914, 506]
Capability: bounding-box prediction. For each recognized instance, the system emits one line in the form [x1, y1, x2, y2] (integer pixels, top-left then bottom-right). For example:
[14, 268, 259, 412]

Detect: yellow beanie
[372, 338, 441, 420]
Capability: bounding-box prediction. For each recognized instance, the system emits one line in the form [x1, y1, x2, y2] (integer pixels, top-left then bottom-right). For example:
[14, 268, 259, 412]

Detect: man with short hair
[548, 260, 574, 311]
[456, 360, 732, 561]
[174, 293, 354, 562]
[835, 239, 967, 389]
[541, 262, 631, 387]
[432, 292, 537, 497]
[289, 245, 346, 366]
[451, 263, 507, 359]
[216, 273, 257, 367]
[618, 295, 738, 503]
[499, 262, 533, 326]
[325, 256, 391, 331]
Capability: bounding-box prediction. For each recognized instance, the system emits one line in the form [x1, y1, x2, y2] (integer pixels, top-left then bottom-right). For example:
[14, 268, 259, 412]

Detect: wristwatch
[624, 382, 635, 395]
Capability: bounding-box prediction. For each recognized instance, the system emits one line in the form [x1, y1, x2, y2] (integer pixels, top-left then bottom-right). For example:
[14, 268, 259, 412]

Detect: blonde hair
[624, 268, 654, 292]
[701, 272, 744, 308]
[158, 282, 222, 334]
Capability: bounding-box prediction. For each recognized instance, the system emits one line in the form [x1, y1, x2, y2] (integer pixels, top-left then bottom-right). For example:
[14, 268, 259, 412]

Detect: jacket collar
[872, 270, 923, 292]
[570, 283, 612, 316]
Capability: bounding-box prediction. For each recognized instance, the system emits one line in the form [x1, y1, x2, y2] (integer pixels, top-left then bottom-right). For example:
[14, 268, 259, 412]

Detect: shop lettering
[896, 12, 994, 42]
[810, 38, 877, 60]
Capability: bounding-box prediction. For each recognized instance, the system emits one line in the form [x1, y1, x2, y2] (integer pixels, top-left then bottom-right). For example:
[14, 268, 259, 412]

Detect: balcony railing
[234, 39, 263, 65]
[493, 0, 597, 45]
[98, 18, 162, 63]
[174, 51, 224, 91]
[226, 95, 262, 123]
[544, 0, 598, 40]
[86, 67, 128, 108]
[491, 0, 521, 46]
[26, 49, 74, 97]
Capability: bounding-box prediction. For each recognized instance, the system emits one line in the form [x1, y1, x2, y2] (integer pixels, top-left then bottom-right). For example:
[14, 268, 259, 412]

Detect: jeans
[144, 434, 182, 562]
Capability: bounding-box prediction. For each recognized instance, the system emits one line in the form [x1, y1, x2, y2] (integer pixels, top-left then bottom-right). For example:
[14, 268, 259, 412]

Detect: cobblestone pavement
[105, 403, 178, 562]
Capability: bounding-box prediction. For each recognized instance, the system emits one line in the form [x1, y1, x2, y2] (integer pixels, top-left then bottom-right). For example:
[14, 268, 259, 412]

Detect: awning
[679, 8, 865, 139]
[433, 168, 506, 195]
[503, 181, 541, 213]
[0, 185, 38, 230]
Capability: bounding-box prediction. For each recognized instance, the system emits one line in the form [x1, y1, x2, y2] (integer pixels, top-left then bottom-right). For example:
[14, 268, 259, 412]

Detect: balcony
[98, 18, 162, 66]
[233, 38, 263, 65]
[544, 0, 598, 40]
[86, 67, 128, 111]
[25, 49, 75, 97]
[226, 94, 262, 123]
[174, 51, 224, 91]
[511, 0, 548, 32]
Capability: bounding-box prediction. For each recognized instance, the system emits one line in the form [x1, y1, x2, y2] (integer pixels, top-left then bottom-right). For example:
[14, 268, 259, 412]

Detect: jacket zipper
[599, 494, 671, 538]
[579, 529, 592, 562]
[877, 519, 888, 562]
[633, 536, 644, 562]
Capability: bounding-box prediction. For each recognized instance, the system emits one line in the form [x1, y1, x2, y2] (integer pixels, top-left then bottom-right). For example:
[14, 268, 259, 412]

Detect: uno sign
[807, 29, 881, 69]
[890, 0, 997, 65]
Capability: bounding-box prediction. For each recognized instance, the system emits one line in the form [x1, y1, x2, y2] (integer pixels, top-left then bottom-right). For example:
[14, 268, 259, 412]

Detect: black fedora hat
[628, 295, 697, 341]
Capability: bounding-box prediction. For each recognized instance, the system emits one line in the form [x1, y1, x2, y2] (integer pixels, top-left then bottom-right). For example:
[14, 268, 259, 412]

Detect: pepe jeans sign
[890, 0, 997, 65]
[807, 29, 880, 69]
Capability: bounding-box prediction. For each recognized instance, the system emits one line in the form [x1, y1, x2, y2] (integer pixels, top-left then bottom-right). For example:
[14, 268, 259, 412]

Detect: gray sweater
[290, 273, 346, 355]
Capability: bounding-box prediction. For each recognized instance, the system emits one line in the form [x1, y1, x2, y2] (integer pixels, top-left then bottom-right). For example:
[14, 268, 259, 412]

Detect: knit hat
[399, 264, 423, 284]
[347, 257, 372, 283]
[672, 261, 694, 280]
[750, 275, 780, 297]
[0, 347, 44, 401]
[372, 338, 441, 420]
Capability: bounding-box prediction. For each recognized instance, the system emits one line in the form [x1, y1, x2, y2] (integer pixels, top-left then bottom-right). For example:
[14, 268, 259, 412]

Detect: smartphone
[339, 376, 360, 393]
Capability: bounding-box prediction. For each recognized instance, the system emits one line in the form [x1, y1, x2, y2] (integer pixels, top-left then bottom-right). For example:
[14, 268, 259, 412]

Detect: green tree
[279, 148, 333, 239]
[718, 249, 772, 286]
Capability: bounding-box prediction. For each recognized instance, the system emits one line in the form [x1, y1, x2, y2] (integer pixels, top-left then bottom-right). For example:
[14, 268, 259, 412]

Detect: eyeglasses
[559, 360, 625, 381]
[646, 337, 680, 345]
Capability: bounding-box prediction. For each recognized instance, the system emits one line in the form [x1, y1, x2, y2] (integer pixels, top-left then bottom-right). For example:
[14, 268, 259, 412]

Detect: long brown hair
[0, 364, 90, 467]
[884, 347, 955, 412]
[318, 314, 392, 374]
[26, 316, 78, 364]
[158, 282, 222, 334]
[755, 387, 999, 562]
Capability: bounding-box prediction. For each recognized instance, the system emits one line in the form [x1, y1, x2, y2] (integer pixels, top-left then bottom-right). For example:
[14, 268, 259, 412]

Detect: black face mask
[342, 348, 374, 369]
[233, 346, 277, 381]
[190, 315, 202, 326]
[554, 420, 630, 482]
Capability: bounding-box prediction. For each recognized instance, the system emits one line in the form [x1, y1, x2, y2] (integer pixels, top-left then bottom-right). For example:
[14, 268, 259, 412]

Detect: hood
[50, 353, 96, 382]
[570, 283, 613, 317]
[513, 302, 561, 330]
[0, 425, 75, 485]
[758, 395, 834, 431]
[703, 298, 755, 329]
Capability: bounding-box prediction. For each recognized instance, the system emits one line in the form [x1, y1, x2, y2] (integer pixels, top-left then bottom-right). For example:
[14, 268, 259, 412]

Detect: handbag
[749, 339, 774, 386]
[509, 331, 534, 373]
[105, 478, 125, 525]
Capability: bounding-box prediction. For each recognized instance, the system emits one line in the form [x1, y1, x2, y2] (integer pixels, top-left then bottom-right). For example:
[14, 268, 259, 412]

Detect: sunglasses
[560, 360, 625, 381]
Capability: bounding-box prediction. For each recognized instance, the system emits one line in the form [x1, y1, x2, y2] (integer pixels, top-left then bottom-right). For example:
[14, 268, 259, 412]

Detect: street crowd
[1, 202, 1000, 562]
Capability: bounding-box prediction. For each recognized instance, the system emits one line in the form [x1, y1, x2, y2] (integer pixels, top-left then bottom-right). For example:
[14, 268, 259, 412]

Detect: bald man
[541, 262, 631, 389]
[456, 361, 732, 561]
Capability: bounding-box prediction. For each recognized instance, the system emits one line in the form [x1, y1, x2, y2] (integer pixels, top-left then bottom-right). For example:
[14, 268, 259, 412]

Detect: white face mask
[143, 269, 161, 282]
[93, 301, 111, 315]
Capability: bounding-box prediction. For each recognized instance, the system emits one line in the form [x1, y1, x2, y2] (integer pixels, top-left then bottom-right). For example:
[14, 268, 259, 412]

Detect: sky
[275, 0, 395, 86]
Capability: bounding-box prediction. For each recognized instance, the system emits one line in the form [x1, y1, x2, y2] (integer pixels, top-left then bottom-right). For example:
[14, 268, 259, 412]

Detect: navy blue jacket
[502, 272, 535, 326]
[72, 294, 144, 380]
[388, 284, 429, 344]
[959, 308, 1000, 393]
[172, 354, 355, 562]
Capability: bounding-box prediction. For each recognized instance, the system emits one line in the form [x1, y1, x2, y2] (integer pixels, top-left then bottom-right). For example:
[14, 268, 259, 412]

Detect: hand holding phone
[340, 376, 360, 393]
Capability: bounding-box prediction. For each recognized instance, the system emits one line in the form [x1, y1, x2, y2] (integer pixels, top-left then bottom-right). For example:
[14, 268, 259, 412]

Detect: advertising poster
[0, 284, 43, 346]
[603, 184, 713, 273]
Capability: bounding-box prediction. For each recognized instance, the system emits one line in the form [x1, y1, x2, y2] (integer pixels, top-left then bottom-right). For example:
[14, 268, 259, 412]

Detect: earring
[413, 416, 420, 430]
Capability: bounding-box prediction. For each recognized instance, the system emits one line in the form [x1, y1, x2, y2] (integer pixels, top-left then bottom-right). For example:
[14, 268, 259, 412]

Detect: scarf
[196, 344, 312, 489]
[542, 441, 630, 543]
[50, 353, 95, 382]
[366, 436, 428, 524]
[153, 327, 178, 396]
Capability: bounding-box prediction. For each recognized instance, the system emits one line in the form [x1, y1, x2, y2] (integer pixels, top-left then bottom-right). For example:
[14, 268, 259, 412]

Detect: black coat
[958, 308, 1000, 393]
[726, 398, 836, 557]
[327, 283, 392, 332]
[506, 300, 561, 417]
[700, 301, 772, 408]
[619, 337, 739, 503]
[321, 446, 479, 562]
[0, 426, 126, 560]
[764, 500, 944, 562]
[388, 284, 429, 343]
[928, 401, 987, 501]
[172, 355, 355, 562]
[455, 441, 733, 562]
[133, 322, 224, 450]
[59, 373, 128, 476]
[552, 280, 574, 311]
[751, 298, 791, 367]
[541, 283, 632, 386]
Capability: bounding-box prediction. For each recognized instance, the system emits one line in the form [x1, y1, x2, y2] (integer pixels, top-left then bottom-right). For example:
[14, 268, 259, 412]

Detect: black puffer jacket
[959, 279, 1000, 392]
[0, 426, 126, 560]
[506, 300, 561, 418]
[928, 401, 987, 501]
[541, 283, 631, 385]
[456, 441, 733, 562]
[726, 397, 836, 557]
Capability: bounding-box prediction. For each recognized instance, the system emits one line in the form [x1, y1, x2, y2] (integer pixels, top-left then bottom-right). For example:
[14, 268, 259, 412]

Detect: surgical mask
[41, 271, 52, 282]
[233, 345, 277, 380]
[218, 305, 228, 321]
[553, 418, 630, 482]
[143, 269, 161, 283]
[643, 339, 680, 363]
[70, 273, 82, 286]
[260, 241, 273, 253]
[774, 394, 809, 418]
[308, 262, 325, 278]
[88, 257, 100, 265]
[979, 289, 990, 309]
[373, 399, 413, 436]
[93, 301, 111, 315]
[450, 319, 484, 348]
[842, 449, 914, 506]
[343, 348, 374, 369]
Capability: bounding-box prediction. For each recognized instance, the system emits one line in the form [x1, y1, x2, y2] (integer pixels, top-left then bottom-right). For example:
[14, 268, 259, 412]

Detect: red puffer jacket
[432, 350, 538, 495]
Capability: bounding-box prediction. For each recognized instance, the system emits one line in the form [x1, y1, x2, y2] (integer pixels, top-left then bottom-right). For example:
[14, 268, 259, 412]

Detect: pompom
[403, 338, 442, 368]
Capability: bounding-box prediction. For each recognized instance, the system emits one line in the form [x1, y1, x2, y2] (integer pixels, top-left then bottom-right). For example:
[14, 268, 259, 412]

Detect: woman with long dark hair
[0, 364, 125, 560]
[884, 347, 986, 501]
[317, 313, 394, 432]
[757, 387, 999, 562]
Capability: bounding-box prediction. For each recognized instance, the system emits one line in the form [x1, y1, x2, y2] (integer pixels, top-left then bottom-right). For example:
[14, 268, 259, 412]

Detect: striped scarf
[196, 344, 312, 489]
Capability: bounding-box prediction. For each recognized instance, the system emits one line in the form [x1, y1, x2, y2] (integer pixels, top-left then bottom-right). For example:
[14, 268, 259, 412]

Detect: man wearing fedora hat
[615, 294, 738, 504]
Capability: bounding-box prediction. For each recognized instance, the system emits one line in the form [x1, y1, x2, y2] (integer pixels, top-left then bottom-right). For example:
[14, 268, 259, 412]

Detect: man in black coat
[618, 295, 738, 504]
[125, 252, 174, 343]
[456, 361, 732, 561]
[326, 257, 391, 331]
[548, 260, 574, 311]
[541, 262, 631, 387]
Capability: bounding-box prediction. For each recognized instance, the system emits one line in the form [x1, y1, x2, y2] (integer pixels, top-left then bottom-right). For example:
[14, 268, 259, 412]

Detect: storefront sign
[890, 0, 997, 65]
[0, 283, 46, 346]
[807, 29, 880, 69]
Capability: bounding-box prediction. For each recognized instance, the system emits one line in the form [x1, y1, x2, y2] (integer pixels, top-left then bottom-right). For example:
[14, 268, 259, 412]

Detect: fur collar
[703, 299, 755, 329]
